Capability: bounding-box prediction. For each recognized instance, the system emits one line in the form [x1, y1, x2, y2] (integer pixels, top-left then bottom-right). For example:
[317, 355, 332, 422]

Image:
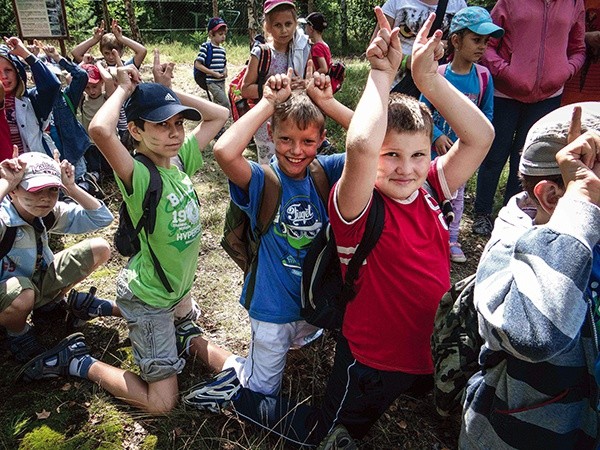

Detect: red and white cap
[19, 153, 64, 192]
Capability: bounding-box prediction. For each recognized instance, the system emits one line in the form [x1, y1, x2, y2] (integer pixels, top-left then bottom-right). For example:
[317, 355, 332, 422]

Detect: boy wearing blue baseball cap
[194, 17, 230, 110]
[51, 52, 231, 414]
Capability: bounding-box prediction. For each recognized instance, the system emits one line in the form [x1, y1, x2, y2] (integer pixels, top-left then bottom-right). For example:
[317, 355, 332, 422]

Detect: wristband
[401, 55, 409, 73]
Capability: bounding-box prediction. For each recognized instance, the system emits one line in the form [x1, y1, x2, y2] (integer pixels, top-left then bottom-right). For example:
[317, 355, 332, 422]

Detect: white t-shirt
[381, 0, 467, 55]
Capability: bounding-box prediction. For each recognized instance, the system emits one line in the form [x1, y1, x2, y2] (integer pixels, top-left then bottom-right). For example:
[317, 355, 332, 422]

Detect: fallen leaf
[61, 383, 72, 391]
[36, 410, 51, 420]
[174, 427, 183, 436]
[398, 420, 407, 429]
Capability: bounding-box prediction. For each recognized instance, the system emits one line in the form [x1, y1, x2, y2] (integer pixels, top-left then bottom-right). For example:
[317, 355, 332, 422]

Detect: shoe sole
[182, 369, 240, 412]
[17, 332, 88, 382]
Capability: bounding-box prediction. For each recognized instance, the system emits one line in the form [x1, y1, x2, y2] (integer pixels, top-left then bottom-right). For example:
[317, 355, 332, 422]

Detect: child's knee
[0, 288, 35, 320]
[89, 237, 111, 264]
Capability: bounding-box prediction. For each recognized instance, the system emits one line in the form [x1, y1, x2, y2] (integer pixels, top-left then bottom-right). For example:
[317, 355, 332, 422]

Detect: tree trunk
[101, 0, 110, 29]
[340, 0, 348, 48]
[212, 0, 218, 17]
[123, 0, 142, 43]
[247, 0, 261, 44]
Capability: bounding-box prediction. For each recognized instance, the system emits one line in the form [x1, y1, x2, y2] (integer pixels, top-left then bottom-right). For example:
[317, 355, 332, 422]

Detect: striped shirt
[195, 42, 227, 83]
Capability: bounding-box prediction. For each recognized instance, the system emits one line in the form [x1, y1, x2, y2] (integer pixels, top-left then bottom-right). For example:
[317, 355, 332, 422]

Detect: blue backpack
[193, 42, 213, 93]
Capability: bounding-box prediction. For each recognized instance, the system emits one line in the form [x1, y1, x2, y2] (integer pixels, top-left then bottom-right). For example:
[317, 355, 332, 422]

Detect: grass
[0, 42, 513, 449]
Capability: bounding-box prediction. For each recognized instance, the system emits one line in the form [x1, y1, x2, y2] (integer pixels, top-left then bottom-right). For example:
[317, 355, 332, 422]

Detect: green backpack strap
[256, 164, 281, 235]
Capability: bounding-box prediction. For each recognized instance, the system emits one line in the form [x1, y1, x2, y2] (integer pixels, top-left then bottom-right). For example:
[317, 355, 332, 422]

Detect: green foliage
[19, 426, 65, 450]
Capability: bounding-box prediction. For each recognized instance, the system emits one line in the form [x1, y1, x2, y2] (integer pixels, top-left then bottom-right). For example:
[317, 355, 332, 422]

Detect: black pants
[232, 334, 432, 447]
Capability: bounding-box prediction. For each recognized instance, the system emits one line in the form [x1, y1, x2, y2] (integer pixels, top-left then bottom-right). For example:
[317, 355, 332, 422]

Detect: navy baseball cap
[124, 83, 201, 123]
[208, 17, 227, 33]
[449, 6, 504, 39]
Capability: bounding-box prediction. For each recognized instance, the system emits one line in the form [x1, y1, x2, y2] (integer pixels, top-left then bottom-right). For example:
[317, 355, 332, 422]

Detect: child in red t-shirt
[305, 12, 341, 94]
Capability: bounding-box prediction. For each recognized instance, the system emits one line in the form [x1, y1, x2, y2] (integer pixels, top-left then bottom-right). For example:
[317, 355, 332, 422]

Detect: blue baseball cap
[125, 83, 201, 123]
[207, 17, 227, 33]
[450, 7, 504, 39]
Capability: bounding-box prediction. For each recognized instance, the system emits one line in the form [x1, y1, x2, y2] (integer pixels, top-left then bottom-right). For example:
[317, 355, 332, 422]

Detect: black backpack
[300, 190, 385, 330]
[114, 154, 177, 292]
[220, 160, 330, 309]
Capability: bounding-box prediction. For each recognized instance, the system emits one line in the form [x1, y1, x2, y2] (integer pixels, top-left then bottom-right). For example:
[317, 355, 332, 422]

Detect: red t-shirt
[311, 41, 332, 71]
[328, 159, 451, 373]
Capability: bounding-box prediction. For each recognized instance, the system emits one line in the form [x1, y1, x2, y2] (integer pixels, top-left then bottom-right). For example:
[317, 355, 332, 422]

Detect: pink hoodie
[481, 0, 586, 103]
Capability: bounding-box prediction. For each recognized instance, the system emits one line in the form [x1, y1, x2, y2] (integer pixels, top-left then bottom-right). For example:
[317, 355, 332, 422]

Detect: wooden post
[123, 0, 142, 42]
[212, 0, 218, 17]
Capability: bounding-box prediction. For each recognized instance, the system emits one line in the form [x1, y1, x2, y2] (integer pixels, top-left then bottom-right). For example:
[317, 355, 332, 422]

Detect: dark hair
[128, 119, 146, 149]
[271, 90, 325, 135]
[519, 173, 565, 203]
[387, 93, 433, 140]
[446, 28, 469, 59]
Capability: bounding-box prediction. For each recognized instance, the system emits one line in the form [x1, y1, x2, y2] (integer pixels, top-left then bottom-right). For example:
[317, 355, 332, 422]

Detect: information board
[12, 0, 68, 39]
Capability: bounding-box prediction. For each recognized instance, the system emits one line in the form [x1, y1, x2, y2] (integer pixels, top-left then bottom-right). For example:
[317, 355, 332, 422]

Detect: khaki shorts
[0, 240, 95, 313]
[116, 272, 201, 383]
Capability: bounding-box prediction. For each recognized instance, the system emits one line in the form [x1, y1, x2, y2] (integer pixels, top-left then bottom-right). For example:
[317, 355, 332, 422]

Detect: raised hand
[111, 19, 123, 40]
[556, 129, 600, 206]
[411, 13, 443, 87]
[4, 36, 30, 59]
[93, 20, 105, 41]
[115, 65, 141, 95]
[365, 7, 402, 75]
[41, 41, 60, 62]
[152, 48, 175, 88]
[567, 105, 583, 144]
[54, 149, 75, 188]
[262, 68, 293, 105]
[305, 60, 333, 105]
[0, 146, 25, 190]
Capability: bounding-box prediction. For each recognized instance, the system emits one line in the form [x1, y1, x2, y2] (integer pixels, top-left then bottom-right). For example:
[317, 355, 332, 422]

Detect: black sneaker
[18, 332, 89, 382]
[317, 424, 357, 450]
[65, 287, 98, 324]
[472, 214, 493, 236]
[8, 328, 46, 362]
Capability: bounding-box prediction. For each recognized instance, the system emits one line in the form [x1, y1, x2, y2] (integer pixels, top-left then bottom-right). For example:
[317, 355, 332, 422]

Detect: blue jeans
[474, 96, 562, 216]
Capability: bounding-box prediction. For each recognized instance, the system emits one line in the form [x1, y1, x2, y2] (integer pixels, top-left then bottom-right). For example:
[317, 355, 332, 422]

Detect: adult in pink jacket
[471, 0, 586, 236]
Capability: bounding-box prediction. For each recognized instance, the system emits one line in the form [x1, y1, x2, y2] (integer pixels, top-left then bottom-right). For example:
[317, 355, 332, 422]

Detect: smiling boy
[206, 66, 351, 398]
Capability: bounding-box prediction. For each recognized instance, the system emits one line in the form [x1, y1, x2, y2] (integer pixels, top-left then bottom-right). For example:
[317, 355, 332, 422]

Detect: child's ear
[127, 121, 143, 142]
[450, 33, 460, 49]
[533, 180, 564, 215]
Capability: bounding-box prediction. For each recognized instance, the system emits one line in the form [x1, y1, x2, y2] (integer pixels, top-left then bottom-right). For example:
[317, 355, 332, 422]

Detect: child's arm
[241, 52, 261, 100]
[42, 42, 88, 107]
[338, 7, 402, 221]
[305, 61, 353, 130]
[411, 18, 494, 194]
[71, 20, 105, 63]
[214, 69, 294, 191]
[4, 37, 60, 122]
[152, 50, 228, 149]
[112, 19, 147, 68]
[55, 150, 102, 210]
[88, 66, 139, 190]
[97, 51, 121, 97]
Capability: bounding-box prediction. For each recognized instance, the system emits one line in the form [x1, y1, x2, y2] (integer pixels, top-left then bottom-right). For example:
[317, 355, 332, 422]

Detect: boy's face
[85, 81, 104, 99]
[0, 57, 18, 95]
[101, 48, 122, 66]
[270, 118, 324, 179]
[130, 113, 186, 158]
[11, 186, 59, 222]
[376, 130, 431, 200]
[210, 29, 227, 44]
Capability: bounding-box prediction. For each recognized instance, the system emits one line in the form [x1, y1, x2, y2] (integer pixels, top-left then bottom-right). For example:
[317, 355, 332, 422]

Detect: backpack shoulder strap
[256, 44, 272, 98]
[474, 64, 489, 107]
[256, 164, 281, 236]
[342, 189, 386, 297]
[132, 153, 173, 293]
[437, 63, 448, 77]
[0, 227, 17, 260]
[204, 42, 213, 67]
[308, 158, 330, 206]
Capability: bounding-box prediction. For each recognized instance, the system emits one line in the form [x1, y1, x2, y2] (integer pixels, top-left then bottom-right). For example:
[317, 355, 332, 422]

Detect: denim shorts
[0, 239, 95, 312]
[116, 273, 200, 383]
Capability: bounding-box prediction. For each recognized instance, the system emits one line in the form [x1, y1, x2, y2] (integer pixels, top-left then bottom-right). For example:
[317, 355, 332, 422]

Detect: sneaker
[317, 424, 357, 450]
[182, 367, 241, 413]
[175, 320, 204, 356]
[18, 332, 89, 382]
[449, 242, 467, 263]
[8, 328, 46, 362]
[472, 214, 493, 236]
[82, 172, 105, 200]
[65, 287, 98, 322]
